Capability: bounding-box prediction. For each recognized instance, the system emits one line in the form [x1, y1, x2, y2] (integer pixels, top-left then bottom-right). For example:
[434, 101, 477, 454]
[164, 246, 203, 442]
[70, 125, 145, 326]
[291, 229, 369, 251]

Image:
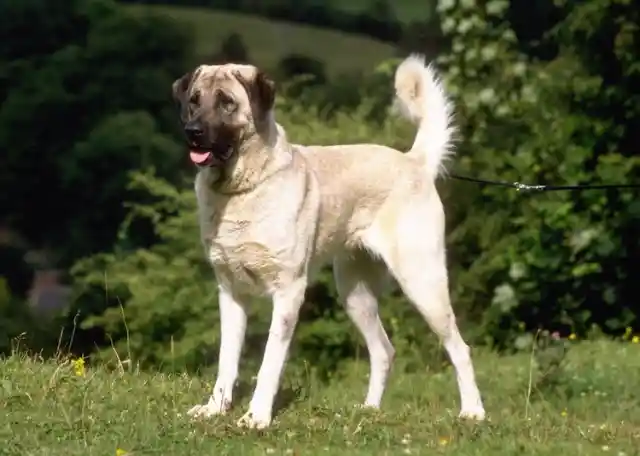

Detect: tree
[210, 33, 251, 64]
[434, 0, 639, 347]
[0, 0, 194, 267]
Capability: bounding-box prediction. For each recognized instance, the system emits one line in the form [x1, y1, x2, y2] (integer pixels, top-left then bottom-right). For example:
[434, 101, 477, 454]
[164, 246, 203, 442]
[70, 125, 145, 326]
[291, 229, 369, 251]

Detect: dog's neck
[205, 119, 292, 195]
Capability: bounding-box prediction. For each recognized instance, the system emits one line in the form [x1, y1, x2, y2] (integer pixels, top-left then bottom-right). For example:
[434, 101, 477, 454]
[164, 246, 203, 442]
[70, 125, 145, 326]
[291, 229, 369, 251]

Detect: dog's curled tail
[394, 54, 455, 179]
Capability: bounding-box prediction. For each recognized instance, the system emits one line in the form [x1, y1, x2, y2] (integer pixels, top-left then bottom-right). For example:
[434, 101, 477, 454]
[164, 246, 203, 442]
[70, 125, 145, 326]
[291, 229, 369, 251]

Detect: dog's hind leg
[334, 251, 395, 408]
[398, 265, 485, 420]
[363, 197, 485, 420]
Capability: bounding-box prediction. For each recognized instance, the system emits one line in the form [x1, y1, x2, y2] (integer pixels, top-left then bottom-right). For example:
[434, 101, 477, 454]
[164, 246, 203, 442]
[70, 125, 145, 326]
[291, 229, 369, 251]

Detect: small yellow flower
[632, 335, 639, 344]
[72, 358, 86, 377]
[438, 437, 449, 446]
[561, 409, 568, 417]
[568, 333, 577, 341]
[116, 449, 128, 456]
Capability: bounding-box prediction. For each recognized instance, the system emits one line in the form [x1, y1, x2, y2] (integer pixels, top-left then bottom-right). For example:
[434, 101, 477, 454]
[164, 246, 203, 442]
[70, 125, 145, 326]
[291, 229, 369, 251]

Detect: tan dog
[172, 54, 485, 429]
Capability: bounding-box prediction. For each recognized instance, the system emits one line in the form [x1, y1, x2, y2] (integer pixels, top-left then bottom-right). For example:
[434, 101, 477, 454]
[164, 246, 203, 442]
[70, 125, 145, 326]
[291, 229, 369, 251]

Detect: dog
[171, 54, 485, 429]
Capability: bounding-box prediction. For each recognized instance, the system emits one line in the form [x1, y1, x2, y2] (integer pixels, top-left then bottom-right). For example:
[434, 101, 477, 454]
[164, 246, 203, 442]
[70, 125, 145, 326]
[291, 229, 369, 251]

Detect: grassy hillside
[338, 0, 433, 24]
[125, 5, 398, 77]
[2, 340, 639, 455]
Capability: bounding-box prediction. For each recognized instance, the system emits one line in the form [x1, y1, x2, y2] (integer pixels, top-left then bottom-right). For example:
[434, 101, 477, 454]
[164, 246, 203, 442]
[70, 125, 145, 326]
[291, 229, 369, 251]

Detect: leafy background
[0, 0, 638, 376]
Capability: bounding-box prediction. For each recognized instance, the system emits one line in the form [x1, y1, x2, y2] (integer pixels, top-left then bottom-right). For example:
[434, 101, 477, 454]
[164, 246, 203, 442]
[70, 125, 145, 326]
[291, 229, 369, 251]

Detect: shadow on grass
[232, 379, 303, 418]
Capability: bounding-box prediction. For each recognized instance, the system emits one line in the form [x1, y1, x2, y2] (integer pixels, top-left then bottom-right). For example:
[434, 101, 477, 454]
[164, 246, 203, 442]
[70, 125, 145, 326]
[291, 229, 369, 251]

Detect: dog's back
[294, 54, 454, 261]
[298, 143, 426, 261]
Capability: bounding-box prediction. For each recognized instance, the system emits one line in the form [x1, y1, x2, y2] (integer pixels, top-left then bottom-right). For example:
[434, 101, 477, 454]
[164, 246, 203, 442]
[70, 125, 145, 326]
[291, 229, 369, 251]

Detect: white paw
[236, 410, 271, 430]
[187, 400, 228, 419]
[458, 407, 486, 421]
[354, 402, 380, 410]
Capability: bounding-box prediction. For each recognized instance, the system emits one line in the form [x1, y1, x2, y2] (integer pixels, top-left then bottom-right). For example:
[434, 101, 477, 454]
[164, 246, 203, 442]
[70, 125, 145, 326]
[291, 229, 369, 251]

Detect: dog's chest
[209, 225, 281, 293]
[196, 190, 288, 294]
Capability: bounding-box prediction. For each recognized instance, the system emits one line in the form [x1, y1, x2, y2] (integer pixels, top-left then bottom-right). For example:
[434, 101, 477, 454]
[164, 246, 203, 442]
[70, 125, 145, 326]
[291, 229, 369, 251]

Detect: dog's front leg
[237, 277, 307, 429]
[188, 284, 247, 418]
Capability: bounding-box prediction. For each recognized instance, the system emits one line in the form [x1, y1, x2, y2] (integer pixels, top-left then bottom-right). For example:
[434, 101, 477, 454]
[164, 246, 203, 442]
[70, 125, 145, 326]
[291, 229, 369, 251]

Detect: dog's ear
[254, 70, 275, 112]
[236, 69, 276, 115]
[172, 70, 194, 104]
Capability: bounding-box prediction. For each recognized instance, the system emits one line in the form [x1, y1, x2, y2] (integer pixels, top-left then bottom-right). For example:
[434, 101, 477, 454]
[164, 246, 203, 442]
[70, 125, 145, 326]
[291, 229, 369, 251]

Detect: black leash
[448, 174, 640, 192]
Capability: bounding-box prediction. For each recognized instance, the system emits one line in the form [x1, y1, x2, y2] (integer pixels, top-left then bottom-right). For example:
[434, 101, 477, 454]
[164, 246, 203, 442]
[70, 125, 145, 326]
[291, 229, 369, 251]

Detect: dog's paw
[354, 402, 381, 410]
[236, 410, 271, 430]
[187, 401, 228, 419]
[458, 407, 486, 421]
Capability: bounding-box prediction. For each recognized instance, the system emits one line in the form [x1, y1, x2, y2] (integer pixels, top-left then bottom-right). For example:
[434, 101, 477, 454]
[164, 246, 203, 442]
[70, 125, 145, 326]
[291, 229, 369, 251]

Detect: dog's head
[172, 64, 275, 168]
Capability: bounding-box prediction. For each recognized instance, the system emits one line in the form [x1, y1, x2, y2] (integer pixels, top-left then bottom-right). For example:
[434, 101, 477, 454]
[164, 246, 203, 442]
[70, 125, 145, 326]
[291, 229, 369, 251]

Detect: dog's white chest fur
[200, 212, 281, 295]
[194, 168, 310, 295]
[206, 219, 279, 292]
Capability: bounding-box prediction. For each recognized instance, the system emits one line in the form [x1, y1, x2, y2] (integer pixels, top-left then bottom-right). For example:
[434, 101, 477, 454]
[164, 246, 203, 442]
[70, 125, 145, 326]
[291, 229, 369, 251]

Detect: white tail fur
[394, 54, 455, 179]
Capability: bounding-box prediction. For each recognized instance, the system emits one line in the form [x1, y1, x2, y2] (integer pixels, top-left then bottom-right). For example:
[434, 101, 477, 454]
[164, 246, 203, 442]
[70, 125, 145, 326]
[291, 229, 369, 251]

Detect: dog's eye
[216, 91, 236, 112]
[189, 92, 200, 106]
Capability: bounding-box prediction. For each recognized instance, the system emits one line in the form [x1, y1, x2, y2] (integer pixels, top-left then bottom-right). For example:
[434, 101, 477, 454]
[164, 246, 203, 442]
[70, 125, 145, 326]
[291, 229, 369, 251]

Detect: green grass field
[2, 339, 639, 455]
[125, 5, 397, 77]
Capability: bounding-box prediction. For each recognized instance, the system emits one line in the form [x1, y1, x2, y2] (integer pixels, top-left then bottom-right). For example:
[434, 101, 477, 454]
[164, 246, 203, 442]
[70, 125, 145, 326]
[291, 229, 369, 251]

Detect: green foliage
[70, 171, 223, 371]
[0, 278, 60, 357]
[435, 0, 640, 347]
[0, 0, 193, 265]
[0, 245, 34, 299]
[209, 33, 251, 64]
[0, 279, 28, 354]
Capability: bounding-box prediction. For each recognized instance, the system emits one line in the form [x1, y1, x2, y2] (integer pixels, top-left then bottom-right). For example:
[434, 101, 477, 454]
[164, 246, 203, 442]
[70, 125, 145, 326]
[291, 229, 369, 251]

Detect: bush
[0, 0, 194, 266]
[435, 0, 640, 348]
[0, 278, 61, 357]
[0, 245, 34, 299]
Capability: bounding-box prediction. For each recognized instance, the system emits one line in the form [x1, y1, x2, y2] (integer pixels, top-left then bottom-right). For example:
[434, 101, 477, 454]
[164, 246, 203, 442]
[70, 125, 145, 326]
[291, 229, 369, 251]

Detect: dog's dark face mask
[171, 64, 275, 168]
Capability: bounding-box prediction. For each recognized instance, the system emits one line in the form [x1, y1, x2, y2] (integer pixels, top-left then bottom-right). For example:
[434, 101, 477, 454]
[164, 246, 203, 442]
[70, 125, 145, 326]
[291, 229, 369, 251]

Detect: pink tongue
[189, 150, 212, 164]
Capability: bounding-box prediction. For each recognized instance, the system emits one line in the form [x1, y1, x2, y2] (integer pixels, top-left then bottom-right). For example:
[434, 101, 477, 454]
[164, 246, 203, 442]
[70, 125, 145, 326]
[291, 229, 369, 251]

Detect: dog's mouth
[188, 142, 234, 167]
[189, 149, 217, 166]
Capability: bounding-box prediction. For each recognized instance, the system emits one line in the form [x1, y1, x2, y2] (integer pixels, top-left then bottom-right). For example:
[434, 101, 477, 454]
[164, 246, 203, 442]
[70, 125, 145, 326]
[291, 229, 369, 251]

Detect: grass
[2, 339, 639, 455]
[125, 5, 397, 77]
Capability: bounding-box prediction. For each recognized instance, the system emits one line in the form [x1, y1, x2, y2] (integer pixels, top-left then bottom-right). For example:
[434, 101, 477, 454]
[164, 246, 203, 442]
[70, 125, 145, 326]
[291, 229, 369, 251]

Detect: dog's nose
[184, 120, 204, 141]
